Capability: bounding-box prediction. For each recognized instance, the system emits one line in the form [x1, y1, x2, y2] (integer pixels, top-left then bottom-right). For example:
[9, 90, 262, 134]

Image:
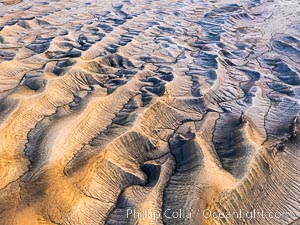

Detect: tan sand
[0, 0, 299, 224]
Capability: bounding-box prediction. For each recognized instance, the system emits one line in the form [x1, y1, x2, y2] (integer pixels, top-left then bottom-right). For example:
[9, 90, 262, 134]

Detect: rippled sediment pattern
[0, 0, 300, 224]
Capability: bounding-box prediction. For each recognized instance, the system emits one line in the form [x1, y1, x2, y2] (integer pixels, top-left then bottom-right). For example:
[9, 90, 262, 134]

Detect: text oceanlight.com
[126, 208, 292, 220]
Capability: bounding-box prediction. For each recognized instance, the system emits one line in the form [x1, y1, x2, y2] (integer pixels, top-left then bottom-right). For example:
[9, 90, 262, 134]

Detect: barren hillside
[0, 0, 299, 224]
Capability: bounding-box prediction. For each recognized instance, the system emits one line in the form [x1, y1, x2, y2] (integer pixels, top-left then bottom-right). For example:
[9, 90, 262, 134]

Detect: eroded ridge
[0, 0, 299, 224]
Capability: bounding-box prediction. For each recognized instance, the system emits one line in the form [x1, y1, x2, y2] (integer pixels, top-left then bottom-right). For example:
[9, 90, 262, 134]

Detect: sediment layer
[0, 0, 299, 224]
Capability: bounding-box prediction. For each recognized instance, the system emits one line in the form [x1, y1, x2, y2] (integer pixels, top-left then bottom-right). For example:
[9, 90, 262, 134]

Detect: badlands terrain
[0, 0, 300, 224]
